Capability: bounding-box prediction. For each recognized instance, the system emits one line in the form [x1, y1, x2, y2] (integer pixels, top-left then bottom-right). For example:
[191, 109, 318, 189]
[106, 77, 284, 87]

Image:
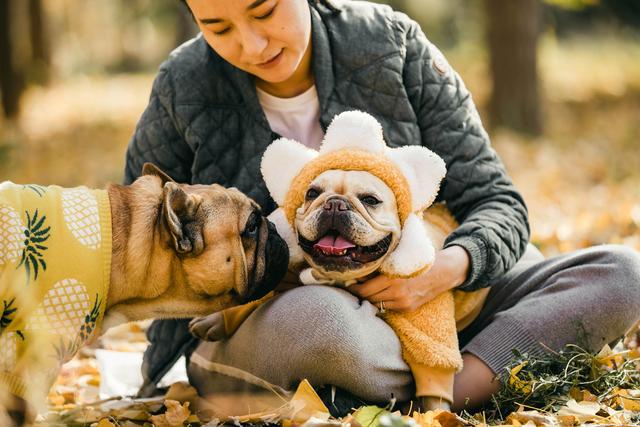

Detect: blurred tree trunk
[485, 0, 542, 136]
[28, 0, 50, 84]
[0, 0, 25, 119]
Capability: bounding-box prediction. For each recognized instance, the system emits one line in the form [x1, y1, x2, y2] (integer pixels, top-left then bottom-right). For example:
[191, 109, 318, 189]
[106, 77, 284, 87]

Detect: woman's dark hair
[179, 0, 340, 14]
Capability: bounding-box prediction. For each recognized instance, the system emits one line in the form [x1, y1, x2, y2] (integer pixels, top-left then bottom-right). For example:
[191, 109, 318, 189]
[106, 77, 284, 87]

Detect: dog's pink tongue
[314, 235, 356, 255]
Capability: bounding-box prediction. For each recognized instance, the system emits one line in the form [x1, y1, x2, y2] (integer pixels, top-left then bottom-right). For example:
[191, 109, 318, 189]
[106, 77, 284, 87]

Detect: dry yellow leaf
[570, 388, 598, 403]
[66, 406, 105, 424]
[508, 362, 532, 395]
[87, 374, 101, 386]
[616, 389, 640, 411]
[555, 415, 578, 426]
[61, 389, 76, 404]
[628, 348, 640, 359]
[595, 345, 628, 370]
[582, 390, 598, 402]
[186, 413, 201, 424]
[48, 392, 65, 407]
[507, 411, 555, 425]
[433, 410, 463, 427]
[288, 379, 330, 423]
[557, 399, 604, 423]
[410, 410, 442, 427]
[97, 418, 117, 427]
[149, 400, 191, 427]
[568, 387, 582, 401]
[114, 408, 150, 421]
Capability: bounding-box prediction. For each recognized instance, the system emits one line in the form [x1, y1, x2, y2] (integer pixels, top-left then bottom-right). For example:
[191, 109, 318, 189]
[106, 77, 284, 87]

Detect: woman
[125, 0, 640, 412]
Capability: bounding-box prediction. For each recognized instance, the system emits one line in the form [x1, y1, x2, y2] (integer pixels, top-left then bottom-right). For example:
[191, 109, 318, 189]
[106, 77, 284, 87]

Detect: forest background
[1, 0, 638, 257]
[2, 0, 640, 424]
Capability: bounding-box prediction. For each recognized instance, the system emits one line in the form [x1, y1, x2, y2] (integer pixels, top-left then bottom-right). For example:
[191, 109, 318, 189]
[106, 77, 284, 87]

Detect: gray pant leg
[460, 244, 640, 375]
[188, 285, 414, 402]
[188, 244, 640, 401]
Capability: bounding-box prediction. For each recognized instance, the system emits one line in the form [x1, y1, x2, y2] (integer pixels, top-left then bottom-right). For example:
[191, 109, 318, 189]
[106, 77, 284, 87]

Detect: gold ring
[378, 301, 386, 313]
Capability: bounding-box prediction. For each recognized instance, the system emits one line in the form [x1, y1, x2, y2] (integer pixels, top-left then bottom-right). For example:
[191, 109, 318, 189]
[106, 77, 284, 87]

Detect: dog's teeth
[337, 249, 347, 256]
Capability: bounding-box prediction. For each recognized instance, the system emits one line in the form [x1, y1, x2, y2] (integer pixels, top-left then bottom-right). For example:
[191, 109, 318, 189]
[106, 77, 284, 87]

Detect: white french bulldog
[263, 111, 489, 411]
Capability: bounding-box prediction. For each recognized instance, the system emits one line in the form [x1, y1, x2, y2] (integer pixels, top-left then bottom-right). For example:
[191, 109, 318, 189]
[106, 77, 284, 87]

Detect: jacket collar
[310, 4, 335, 129]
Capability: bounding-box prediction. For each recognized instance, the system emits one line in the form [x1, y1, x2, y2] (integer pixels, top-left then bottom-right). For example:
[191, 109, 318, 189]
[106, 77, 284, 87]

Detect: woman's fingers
[350, 276, 419, 311]
[349, 275, 391, 298]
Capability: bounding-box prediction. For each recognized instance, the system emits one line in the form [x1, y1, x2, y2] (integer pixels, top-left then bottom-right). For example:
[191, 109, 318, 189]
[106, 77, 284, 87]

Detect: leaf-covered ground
[37, 324, 640, 426]
[1, 34, 638, 426]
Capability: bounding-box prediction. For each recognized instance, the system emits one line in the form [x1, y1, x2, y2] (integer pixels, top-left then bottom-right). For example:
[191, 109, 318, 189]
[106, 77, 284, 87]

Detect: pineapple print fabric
[0, 182, 111, 400]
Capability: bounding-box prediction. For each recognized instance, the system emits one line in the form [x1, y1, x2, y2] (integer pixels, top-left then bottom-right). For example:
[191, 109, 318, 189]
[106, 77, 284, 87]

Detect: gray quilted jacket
[125, 0, 529, 391]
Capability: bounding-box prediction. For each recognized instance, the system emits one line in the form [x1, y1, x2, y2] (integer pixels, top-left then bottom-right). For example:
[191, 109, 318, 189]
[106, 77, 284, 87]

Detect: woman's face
[186, 0, 312, 90]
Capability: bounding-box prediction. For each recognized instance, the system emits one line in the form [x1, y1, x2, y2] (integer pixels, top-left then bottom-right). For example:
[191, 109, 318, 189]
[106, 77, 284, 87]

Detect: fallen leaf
[301, 415, 343, 427]
[557, 399, 604, 423]
[113, 408, 150, 421]
[165, 381, 199, 405]
[616, 389, 640, 411]
[508, 362, 532, 395]
[581, 389, 598, 402]
[555, 415, 577, 427]
[411, 410, 442, 427]
[506, 410, 557, 426]
[433, 410, 463, 427]
[48, 392, 65, 407]
[149, 400, 190, 427]
[288, 379, 331, 423]
[352, 406, 390, 427]
[595, 345, 626, 369]
[61, 406, 105, 424]
[231, 379, 329, 424]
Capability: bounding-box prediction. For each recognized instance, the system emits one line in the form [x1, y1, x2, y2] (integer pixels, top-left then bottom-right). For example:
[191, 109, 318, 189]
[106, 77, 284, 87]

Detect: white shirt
[256, 85, 325, 150]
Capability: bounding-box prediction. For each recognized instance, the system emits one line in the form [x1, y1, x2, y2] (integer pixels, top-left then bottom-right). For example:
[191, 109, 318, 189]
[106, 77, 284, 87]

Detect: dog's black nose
[323, 198, 350, 212]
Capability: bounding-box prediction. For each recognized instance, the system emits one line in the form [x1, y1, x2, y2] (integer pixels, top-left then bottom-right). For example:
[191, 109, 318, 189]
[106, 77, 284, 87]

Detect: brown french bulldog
[0, 163, 288, 424]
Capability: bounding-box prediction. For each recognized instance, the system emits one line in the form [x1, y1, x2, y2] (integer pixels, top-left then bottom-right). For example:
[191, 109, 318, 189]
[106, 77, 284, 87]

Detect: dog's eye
[360, 195, 381, 206]
[243, 212, 260, 236]
[306, 188, 320, 200]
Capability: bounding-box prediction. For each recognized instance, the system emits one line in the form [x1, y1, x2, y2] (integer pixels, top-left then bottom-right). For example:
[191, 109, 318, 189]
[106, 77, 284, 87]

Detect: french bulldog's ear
[380, 213, 435, 278]
[163, 182, 204, 256]
[267, 208, 305, 267]
[142, 163, 176, 184]
[261, 138, 317, 206]
[387, 146, 446, 212]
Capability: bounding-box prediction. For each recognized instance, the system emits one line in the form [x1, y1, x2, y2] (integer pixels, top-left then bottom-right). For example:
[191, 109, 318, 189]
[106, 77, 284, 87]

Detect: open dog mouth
[298, 231, 392, 266]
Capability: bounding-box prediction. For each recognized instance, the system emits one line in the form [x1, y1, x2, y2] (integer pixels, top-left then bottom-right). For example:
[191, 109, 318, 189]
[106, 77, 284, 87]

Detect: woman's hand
[348, 245, 471, 312]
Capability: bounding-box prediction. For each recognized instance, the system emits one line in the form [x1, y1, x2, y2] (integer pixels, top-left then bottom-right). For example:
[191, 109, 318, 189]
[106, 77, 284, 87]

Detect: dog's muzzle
[243, 220, 289, 302]
[298, 197, 392, 269]
[314, 197, 357, 239]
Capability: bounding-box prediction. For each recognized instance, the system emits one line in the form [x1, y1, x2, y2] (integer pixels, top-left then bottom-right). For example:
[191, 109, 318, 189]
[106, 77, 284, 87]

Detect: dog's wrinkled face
[167, 183, 289, 306]
[295, 170, 401, 281]
[140, 163, 288, 314]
